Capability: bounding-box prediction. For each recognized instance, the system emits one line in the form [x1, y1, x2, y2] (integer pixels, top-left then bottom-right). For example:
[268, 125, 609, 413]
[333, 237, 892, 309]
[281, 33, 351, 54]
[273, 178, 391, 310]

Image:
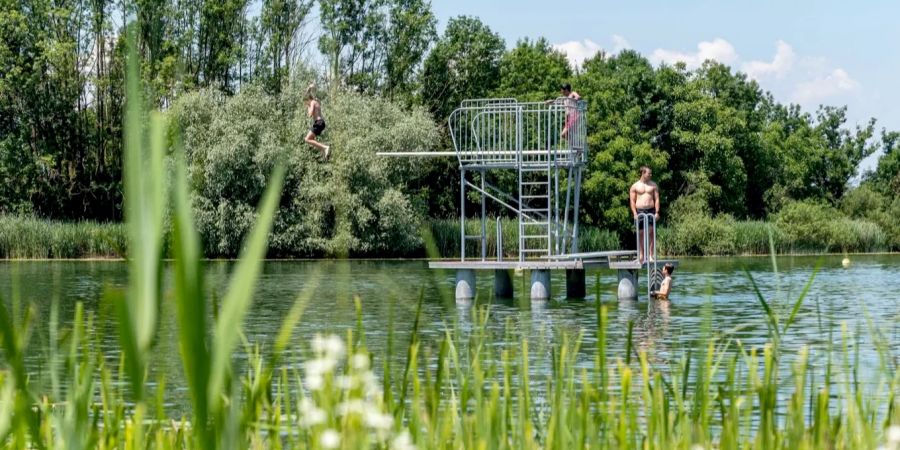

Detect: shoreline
[1, 251, 897, 262]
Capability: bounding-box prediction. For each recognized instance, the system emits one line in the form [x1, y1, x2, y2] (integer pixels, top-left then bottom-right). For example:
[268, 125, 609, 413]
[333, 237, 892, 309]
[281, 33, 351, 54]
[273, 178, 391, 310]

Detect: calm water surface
[1, 255, 898, 412]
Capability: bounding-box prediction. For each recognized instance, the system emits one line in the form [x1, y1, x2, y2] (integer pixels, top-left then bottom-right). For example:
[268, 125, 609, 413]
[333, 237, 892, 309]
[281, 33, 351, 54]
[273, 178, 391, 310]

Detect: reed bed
[0, 43, 898, 449]
[0, 216, 126, 259]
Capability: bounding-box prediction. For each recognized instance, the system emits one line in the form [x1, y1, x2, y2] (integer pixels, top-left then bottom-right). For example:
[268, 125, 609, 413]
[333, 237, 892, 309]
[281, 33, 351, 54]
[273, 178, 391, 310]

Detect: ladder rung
[463, 235, 483, 240]
[522, 208, 549, 212]
[522, 235, 550, 239]
[521, 249, 550, 253]
[521, 195, 548, 199]
[521, 181, 549, 185]
[521, 221, 549, 225]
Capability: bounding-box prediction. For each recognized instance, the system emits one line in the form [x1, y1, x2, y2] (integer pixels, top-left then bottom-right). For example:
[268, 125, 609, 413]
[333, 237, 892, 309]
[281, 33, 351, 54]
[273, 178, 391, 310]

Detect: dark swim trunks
[636, 207, 656, 230]
[311, 118, 326, 136]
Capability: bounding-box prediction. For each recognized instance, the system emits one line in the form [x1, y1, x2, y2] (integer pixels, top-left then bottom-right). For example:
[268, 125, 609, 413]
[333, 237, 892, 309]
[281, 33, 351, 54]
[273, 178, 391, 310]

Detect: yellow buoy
[841, 257, 851, 268]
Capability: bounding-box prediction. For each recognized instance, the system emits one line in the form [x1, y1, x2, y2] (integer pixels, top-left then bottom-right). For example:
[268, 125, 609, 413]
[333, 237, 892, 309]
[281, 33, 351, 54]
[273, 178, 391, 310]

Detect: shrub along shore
[1, 214, 894, 260]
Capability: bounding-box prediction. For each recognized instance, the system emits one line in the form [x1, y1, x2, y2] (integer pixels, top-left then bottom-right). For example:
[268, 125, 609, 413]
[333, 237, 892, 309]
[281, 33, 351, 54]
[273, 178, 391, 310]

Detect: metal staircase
[446, 98, 587, 261]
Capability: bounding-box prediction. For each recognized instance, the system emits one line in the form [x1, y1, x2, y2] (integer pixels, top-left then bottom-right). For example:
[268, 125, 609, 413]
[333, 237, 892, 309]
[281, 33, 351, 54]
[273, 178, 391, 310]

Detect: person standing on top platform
[546, 84, 581, 146]
[303, 83, 330, 160]
[630, 166, 660, 263]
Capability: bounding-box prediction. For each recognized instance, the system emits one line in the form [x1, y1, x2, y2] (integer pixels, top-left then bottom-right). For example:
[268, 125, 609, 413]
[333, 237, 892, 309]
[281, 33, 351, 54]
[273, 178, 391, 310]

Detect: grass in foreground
[0, 32, 899, 450]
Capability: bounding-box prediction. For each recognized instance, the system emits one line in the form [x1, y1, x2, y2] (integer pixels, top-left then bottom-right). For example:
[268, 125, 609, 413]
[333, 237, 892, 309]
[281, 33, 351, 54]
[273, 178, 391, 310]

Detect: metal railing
[448, 99, 588, 167]
[635, 212, 661, 296]
[452, 98, 587, 261]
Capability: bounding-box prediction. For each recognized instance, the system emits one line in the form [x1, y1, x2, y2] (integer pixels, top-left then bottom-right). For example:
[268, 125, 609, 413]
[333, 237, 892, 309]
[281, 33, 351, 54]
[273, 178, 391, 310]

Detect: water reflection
[0, 255, 898, 414]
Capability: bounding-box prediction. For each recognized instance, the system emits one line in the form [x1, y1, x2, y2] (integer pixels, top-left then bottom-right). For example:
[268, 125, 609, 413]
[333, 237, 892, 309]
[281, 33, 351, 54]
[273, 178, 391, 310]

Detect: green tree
[198, 0, 249, 91]
[171, 85, 439, 256]
[384, 0, 436, 103]
[575, 50, 670, 233]
[318, 0, 388, 93]
[765, 106, 877, 207]
[257, 0, 313, 91]
[494, 37, 571, 102]
[867, 129, 900, 194]
[420, 15, 505, 120]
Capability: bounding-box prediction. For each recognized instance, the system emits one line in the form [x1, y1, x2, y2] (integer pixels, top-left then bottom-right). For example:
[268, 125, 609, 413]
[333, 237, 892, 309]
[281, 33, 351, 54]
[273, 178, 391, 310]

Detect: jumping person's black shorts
[636, 207, 655, 230]
[311, 118, 326, 136]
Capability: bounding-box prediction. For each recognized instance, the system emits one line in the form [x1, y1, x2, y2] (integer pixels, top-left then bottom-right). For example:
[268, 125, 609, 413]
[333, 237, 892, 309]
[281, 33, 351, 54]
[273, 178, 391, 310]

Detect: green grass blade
[207, 164, 285, 415]
[119, 29, 167, 400]
[782, 261, 821, 335]
[743, 268, 780, 340]
[171, 146, 213, 446]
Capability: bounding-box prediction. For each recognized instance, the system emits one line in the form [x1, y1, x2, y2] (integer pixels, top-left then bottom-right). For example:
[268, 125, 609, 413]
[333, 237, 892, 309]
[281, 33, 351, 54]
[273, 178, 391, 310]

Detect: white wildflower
[299, 405, 326, 426]
[690, 445, 705, 450]
[312, 334, 345, 358]
[305, 373, 324, 391]
[336, 375, 355, 390]
[337, 399, 366, 416]
[351, 353, 370, 370]
[392, 431, 416, 450]
[360, 371, 380, 395]
[305, 357, 338, 377]
[888, 425, 900, 443]
[363, 409, 393, 430]
[320, 429, 341, 449]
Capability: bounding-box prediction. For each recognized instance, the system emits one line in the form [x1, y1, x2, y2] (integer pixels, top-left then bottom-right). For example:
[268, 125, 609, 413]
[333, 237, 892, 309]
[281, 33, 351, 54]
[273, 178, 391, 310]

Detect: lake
[1, 255, 898, 413]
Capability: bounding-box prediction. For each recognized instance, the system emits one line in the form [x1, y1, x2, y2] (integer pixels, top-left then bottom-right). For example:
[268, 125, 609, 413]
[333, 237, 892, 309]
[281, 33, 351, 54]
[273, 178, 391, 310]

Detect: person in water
[303, 84, 330, 160]
[651, 263, 675, 300]
[630, 166, 660, 263]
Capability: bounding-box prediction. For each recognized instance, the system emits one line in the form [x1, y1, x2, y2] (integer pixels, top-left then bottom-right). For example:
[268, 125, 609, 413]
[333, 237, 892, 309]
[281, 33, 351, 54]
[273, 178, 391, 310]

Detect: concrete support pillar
[617, 269, 638, 300]
[494, 269, 514, 298]
[456, 269, 476, 301]
[565, 269, 586, 298]
[530, 269, 551, 300]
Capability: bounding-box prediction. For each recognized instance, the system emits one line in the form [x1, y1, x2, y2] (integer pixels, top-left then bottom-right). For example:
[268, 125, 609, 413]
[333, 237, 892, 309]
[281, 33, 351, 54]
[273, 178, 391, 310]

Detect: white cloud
[791, 68, 860, 103]
[650, 38, 738, 69]
[556, 35, 862, 105]
[553, 39, 603, 68]
[611, 34, 631, 54]
[742, 40, 795, 79]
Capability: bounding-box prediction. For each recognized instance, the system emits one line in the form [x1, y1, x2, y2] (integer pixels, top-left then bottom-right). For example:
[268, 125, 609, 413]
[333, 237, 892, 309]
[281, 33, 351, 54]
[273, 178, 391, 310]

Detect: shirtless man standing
[630, 166, 660, 263]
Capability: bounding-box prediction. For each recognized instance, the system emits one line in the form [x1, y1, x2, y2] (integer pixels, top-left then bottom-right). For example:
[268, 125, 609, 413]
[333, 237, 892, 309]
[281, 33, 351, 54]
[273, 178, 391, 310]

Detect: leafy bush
[775, 200, 888, 253]
[663, 213, 737, 256]
[840, 185, 900, 251]
[774, 201, 836, 251]
[171, 86, 439, 257]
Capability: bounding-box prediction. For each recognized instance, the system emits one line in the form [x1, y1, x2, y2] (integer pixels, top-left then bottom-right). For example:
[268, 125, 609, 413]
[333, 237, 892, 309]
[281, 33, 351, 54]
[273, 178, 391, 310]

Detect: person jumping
[303, 84, 330, 160]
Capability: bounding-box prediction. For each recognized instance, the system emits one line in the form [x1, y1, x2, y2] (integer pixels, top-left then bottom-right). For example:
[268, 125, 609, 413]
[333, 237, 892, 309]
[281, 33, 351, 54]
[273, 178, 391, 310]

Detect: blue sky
[431, 0, 899, 172]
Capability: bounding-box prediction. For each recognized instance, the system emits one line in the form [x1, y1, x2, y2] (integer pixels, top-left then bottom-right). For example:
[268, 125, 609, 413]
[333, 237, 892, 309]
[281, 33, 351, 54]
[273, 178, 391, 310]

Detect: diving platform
[381, 97, 677, 301]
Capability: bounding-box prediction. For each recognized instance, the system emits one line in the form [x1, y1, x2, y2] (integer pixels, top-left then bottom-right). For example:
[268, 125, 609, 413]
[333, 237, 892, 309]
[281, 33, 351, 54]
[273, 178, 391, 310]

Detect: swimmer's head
[560, 83, 572, 95]
[663, 263, 675, 276]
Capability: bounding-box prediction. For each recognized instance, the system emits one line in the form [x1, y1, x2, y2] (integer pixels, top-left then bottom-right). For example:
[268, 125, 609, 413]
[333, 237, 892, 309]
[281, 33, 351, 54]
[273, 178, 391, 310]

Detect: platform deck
[541, 250, 636, 260]
[428, 258, 677, 271]
[608, 259, 680, 270]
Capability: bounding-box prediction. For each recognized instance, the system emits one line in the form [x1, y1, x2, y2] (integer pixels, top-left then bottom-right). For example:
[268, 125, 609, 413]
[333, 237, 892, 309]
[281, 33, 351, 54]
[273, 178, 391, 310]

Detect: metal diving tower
[379, 97, 677, 301]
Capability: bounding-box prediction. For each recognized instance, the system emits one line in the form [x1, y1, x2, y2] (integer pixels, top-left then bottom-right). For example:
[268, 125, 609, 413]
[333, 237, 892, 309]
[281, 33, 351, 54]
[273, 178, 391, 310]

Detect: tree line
[1, 0, 897, 250]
